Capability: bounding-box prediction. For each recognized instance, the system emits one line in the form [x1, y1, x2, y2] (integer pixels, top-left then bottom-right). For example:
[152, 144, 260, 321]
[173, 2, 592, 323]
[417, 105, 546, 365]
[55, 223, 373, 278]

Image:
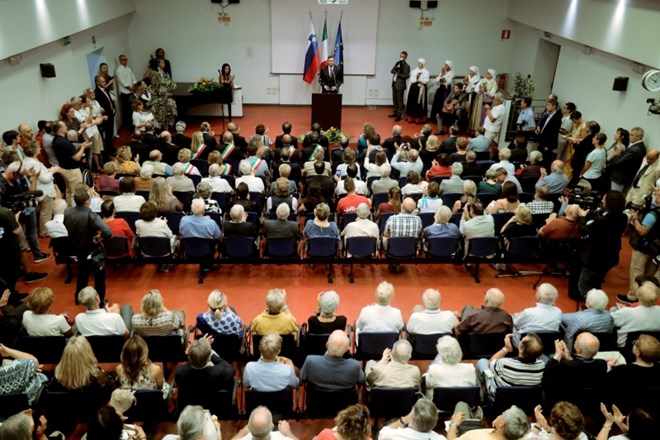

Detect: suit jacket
[627, 159, 660, 205]
[174, 354, 235, 409]
[264, 219, 301, 239]
[232, 134, 248, 151]
[275, 134, 299, 150]
[130, 141, 150, 165]
[302, 145, 329, 163]
[391, 60, 410, 90]
[303, 161, 332, 177]
[365, 361, 420, 390]
[542, 356, 607, 406]
[537, 110, 562, 150]
[382, 135, 403, 161]
[141, 132, 160, 149]
[172, 133, 192, 150]
[94, 86, 115, 117]
[579, 212, 628, 269]
[158, 141, 180, 166]
[222, 221, 257, 238]
[441, 136, 458, 155]
[303, 135, 330, 151]
[319, 65, 342, 92]
[609, 141, 646, 185]
[203, 132, 218, 150]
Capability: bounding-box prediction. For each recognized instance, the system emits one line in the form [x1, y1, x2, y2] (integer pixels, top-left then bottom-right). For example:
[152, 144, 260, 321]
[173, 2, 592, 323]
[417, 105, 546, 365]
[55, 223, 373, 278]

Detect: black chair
[16, 335, 67, 364]
[159, 211, 183, 235]
[245, 387, 296, 419]
[372, 192, 389, 209]
[493, 386, 543, 416]
[0, 393, 29, 419]
[409, 332, 451, 360]
[462, 175, 482, 186]
[105, 236, 131, 260]
[45, 388, 107, 432]
[140, 334, 187, 376]
[180, 237, 217, 284]
[377, 212, 395, 234]
[385, 236, 418, 260]
[194, 318, 246, 363]
[173, 191, 194, 211]
[418, 212, 435, 229]
[344, 236, 378, 283]
[123, 389, 170, 422]
[99, 190, 119, 198]
[301, 333, 332, 357]
[211, 192, 229, 212]
[462, 332, 508, 359]
[367, 387, 418, 429]
[249, 192, 263, 212]
[573, 330, 618, 353]
[85, 335, 126, 363]
[304, 386, 358, 419]
[441, 193, 463, 208]
[223, 236, 257, 259]
[425, 237, 460, 261]
[306, 237, 339, 283]
[465, 237, 499, 283]
[251, 333, 298, 362]
[137, 236, 173, 260]
[178, 388, 237, 420]
[518, 192, 533, 204]
[189, 174, 202, 187]
[476, 160, 495, 174]
[136, 190, 150, 200]
[520, 176, 538, 194]
[339, 212, 358, 229]
[520, 331, 563, 356]
[496, 236, 543, 278]
[355, 331, 400, 360]
[190, 159, 209, 176]
[531, 213, 551, 229]
[114, 211, 140, 233]
[490, 212, 514, 233]
[431, 386, 481, 413]
[264, 238, 300, 259]
[50, 236, 78, 283]
[476, 192, 499, 207]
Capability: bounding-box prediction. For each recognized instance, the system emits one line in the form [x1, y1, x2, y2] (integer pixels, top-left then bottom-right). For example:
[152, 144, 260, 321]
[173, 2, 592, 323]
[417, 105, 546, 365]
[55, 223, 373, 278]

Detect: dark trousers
[101, 119, 115, 161]
[75, 253, 106, 304]
[392, 86, 405, 117]
[119, 93, 132, 131]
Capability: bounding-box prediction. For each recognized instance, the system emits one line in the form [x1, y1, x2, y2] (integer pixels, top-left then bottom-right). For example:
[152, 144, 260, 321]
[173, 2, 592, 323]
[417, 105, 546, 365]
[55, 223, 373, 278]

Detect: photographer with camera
[568, 191, 628, 301]
[621, 185, 660, 304]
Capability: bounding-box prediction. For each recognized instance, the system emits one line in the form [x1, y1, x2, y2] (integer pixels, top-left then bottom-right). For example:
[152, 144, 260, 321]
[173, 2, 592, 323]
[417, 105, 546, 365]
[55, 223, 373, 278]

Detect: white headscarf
[487, 68, 497, 79]
[417, 58, 426, 66]
[469, 65, 480, 76]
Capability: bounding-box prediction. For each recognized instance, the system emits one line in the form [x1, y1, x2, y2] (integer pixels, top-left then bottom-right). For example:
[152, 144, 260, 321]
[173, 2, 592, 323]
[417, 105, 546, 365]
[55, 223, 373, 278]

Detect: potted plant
[512, 73, 535, 99]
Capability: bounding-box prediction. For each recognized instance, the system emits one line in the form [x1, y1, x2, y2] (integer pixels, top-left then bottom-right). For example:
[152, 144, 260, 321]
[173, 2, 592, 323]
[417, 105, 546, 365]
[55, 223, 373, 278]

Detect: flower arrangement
[512, 73, 535, 99]
[300, 127, 351, 145]
[188, 76, 221, 93]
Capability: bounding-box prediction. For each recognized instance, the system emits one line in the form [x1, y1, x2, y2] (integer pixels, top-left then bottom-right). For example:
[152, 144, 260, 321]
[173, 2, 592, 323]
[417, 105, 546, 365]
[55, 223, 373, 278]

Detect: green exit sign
[62, 36, 71, 45]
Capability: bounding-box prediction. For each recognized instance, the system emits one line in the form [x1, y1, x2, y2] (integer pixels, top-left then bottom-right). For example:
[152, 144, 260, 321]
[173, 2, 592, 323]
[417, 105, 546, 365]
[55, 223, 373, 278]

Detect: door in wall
[532, 39, 561, 100]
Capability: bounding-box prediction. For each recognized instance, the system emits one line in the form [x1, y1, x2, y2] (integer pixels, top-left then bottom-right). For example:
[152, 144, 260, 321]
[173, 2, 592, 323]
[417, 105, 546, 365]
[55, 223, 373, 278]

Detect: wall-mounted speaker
[40, 63, 56, 78]
[409, 1, 422, 8]
[427, 1, 438, 7]
[612, 76, 629, 91]
[228, 0, 239, 3]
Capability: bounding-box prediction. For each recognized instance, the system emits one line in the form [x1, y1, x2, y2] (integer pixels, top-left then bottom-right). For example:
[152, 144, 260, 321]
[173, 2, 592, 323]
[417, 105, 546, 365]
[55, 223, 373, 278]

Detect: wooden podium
[311, 93, 342, 129]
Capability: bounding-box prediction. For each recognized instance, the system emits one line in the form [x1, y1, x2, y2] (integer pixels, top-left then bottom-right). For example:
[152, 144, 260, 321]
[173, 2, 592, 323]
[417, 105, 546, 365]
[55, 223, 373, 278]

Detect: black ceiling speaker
[427, 1, 438, 7]
[409, 1, 422, 8]
[40, 63, 56, 78]
[228, 0, 239, 3]
[612, 76, 629, 91]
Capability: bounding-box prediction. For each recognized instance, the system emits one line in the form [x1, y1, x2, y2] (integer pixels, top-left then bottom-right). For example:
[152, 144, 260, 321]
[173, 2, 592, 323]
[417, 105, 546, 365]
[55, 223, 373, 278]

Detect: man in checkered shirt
[384, 197, 422, 273]
[527, 186, 555, 215]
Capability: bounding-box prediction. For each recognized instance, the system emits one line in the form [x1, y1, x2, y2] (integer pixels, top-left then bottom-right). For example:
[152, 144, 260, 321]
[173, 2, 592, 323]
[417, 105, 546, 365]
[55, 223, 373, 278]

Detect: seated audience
[440, 162, 465, 194]
[423, 205, 460, 240]
[116, 334, 166, 392]
[196, 181, 221, 214]
[134, 164, 154, 191]
[232, 406, 299, 440]
[356, 281, 404, 334]
[455, 288, 513, 339]
[197, 289, 243, 337]
[267, 177, 298, 213]
[518, 150, 544, 179]
[131, 289, 184, 337]
[223, 204, 257, 238]
[500, 205, 537, 249]
[495, 166, 523, 193]
[150, 177, 183, 212]
[243, 333, 299, 392]
[378, 399, 442, 440]
[100, 200, 135, 256]
[0, 343, 47, 405]
[561, 288, 613, 348]
[527, 186, 554, 214]
[407, 288, 457, 335]
[174, 148, 201, 176]
[450, 137, 469, 163]
[448, 404, 528, 440]
[264, 203, 300, 240]
[417, 181, 443, 213]
[135, 201, 176, 257]
[166, 163, 195, 193]
[489, 147, 515, 176]
[375, 187, 402, 219]
[233, 182, 260, 213]
[162, 405, 222, 440]
[341, 203, 379, 248]
[612, 281, 660, 347]
[365, 339, 420, 390]
[22, 287, 73, 337]
[599, 405, 657, 440]
[424, 336, 476, 398]
[303, 202, 340, 239]
[179, 198, 222, 240]
[337, 178, 370, 214]
[142, 149, 173, 176]
[75, 286, 130, 337]
[512, 283, 561, 343]
[301, 330, 365, 391]
[459, 199, 495, 254]
[452, 180, 477, 213]
[52, 336, 114, 396]
[371, 163, 399, 195]
[401, 170, 428, 196]
[315, 404, 371, 440]
[425, 153, 452, 181]
[98, 162, 120, 193]
[250, 288, 298, 336]
[528, 401, 586, 440]
[235, 161, 265, 193]
[112, 176, 146, 212]
[477, 169, 501, 194]
[536, 160, 569, 195]
[486, 180, 519, 214]
[113, 145, 140, 175]
[307, 290, 348, 334]
[201, 163, 233, 193]
[539, 204, 581, 240]
[477, 333, 544, 401]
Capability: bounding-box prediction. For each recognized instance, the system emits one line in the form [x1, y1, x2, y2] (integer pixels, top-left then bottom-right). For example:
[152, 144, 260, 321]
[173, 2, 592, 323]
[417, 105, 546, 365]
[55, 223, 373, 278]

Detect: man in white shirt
[45, 199, 68, 239]
[459, 200, 495, 256]
[406, 288, 457, 335]
[489, 148, 515, 176]
[365, 340, 420, 390]
[235, 161, 265, 193]
[356, 281, 404, 334]
[612, 281, 660, 347]
[115, 54, 137, 130]
[232, 406, 298, 440]
[483, 92, 506, 145]
[341, 203, 379, 244]
[512, 283, 562, 344]
[378, 399, 444, 440]
[202, 164, 233, 193]
[74, 286, 130, 337]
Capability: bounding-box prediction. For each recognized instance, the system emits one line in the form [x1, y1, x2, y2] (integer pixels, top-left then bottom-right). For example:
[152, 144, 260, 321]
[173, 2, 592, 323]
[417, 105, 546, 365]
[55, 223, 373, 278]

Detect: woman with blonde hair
[190, 131, 208, 160]
[23, 287, 74, 337]
[303, 202, 340, 239]
[501, 205, 537, 248]
[114, 145, 141, 175]
[116, 334, 166, 392]
[53, 336, 114, 392]
[174, 148, 201, 176]
[452, 180, 477, 214]
[196, 290, 243, 337]
[131, 289, 184, 338]
[207, 150, 232, 176]
[150, 177, 183, 212]
[267, 177, 298, 213]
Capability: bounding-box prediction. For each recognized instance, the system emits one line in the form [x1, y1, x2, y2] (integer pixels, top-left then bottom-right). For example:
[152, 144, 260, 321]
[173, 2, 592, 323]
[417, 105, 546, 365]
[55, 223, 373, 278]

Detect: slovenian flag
[334, 19, 344, 73]
[303, 21, 320, 84]
[320, 16, 329, 68]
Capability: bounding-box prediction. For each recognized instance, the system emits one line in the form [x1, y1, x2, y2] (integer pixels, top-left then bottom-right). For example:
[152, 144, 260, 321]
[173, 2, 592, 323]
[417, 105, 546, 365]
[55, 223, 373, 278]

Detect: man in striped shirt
[476, 332, 544, 401]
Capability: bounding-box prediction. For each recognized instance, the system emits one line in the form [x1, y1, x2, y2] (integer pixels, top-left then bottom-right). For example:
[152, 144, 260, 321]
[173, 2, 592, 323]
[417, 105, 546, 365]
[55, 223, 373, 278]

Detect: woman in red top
[100, 200, 135, 256]
[425, 153, 452, 181]
[375, 187, 402, 221]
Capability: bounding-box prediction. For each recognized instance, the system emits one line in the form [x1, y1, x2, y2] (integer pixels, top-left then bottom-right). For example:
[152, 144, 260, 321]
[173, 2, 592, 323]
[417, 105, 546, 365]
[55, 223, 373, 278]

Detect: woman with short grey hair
[307, 290, 348, 334]
[423, 335, 476, 398]
[161, 405, 221, 440]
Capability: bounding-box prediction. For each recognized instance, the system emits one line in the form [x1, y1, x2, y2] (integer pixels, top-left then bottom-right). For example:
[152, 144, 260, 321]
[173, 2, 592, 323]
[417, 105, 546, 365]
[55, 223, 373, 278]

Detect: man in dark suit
[172, 121, 192, 149]
[200, 121, 218, 149]
[274, 135, 302, 165]
[302, 132, 329, 162]
[440, 125, 460, 155]
[319, 55, 342, 94]
[222, 204, 258, 238]
[382, 125, 404, 161]
[94, 75, 115, 159]
[140, 121, 160, 149]
[264, 203, 300, 239]
[129, 130, 149, 165]
[158, 131, 180, 167]
[535, 99, 562, 169]
[275, 122, 298, 150]
[390, 51, 410, 122]
[302, 123, 330, 151]
[174, 336, 235, 410]
[608, 127, 646, 192]
[227, 122, 247, 153]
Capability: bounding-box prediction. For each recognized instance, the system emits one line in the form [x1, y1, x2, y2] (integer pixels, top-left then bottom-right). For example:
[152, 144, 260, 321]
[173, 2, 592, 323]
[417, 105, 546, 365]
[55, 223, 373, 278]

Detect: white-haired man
[440, 162, 465, 194]
[455, 288, 513, 339]
[75, 286, 130, 337]
[201, 163, 233, 193]
[166, 163, 195, 192]
[407, 288, 457, 335]
[612, 281, 660, 347]
[235, 161, 265, 193]
[512, 283, 562, 344]
[489, 148, 515, 176]
[356, 281, 404, 334]
[379, 399, 443, 440]
[142, 149, 173, 176]
[301, 329, 365, 391]
[179, 199, 222, 241]
[45, 198, 69, 239]
[243, 333, 299, 392]
[536, 160, 569, 195]
[365, 340, 420, 390]
[340, 203, 379, 249]
[264, 203, 300, 240]
[222, 204, 257, 239]
[561, 288, 614, 348]
[232, 406, 298, 440]
[371, 163, 399, 195]
[448, 404, 530, 440]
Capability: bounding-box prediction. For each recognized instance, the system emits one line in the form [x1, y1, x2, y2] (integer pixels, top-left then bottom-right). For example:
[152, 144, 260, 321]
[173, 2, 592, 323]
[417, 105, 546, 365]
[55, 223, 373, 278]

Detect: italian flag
[320, 16, 328, 67]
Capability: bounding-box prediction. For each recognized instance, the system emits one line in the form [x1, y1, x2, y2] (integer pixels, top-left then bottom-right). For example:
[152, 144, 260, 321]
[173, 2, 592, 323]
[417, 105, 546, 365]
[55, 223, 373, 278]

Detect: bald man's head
[402, 197, 416, 214]
[551, 160, 565, 173]
[484, 288, 505, 307]
[564, 204, 579, 220]
[326, 330, 350, 357]
[247, 406, 274, 440]
[574, 332, 599, 359]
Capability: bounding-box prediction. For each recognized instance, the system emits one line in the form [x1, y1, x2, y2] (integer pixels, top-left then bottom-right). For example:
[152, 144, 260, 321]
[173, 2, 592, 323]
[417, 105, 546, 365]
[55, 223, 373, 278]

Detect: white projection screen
[270, 0, 379, 75]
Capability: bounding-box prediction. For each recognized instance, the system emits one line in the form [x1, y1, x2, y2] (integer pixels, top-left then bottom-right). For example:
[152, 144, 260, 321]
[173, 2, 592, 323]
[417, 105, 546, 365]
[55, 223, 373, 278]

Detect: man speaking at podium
[319, 55, 342, 94]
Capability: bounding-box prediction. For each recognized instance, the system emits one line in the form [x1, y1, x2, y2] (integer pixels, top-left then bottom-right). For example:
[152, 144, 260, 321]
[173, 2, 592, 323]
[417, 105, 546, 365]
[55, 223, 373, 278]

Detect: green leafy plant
[512, 72, 535, 99]
[188, 76, 221, 93]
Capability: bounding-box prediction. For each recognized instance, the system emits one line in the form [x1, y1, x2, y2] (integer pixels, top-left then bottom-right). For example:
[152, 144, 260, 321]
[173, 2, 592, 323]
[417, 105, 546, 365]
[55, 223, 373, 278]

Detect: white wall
[126, 0, 514, 106]
[0, 0, 135, 60]
[0, 16, 134, 128]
